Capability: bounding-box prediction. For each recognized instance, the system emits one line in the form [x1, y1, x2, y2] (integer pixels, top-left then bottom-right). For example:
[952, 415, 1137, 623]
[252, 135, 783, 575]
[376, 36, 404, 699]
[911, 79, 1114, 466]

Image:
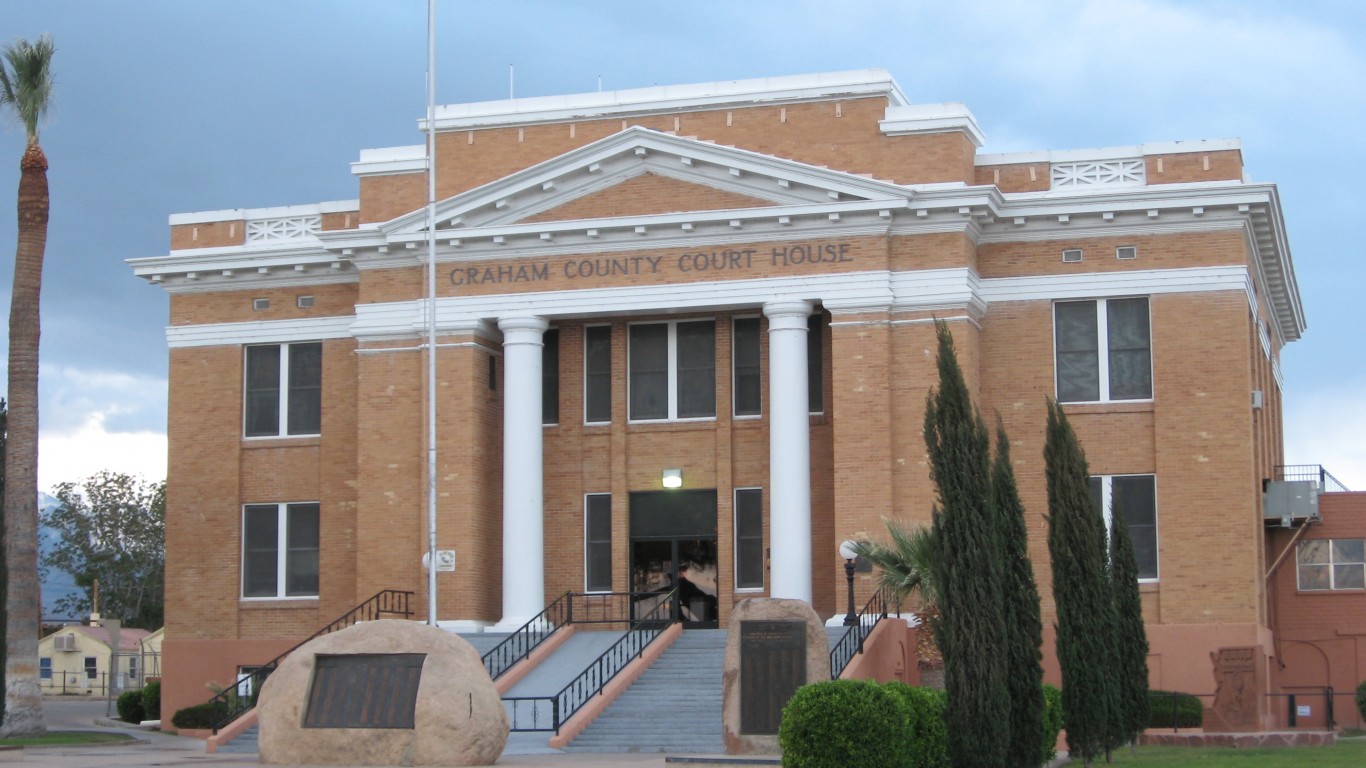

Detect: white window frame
[1093, 474, 1159, 582]
[627, 319, 716, 423]
[243, 341, 322, 438]
[240, 502, 321, 600]
[39, 657, 51, 681]
[732, 315, 762, 419]
[1053, 298, 1153, 404]
[583, 324, 613, 425]
[583, 493, 613, 593]
[1296, 538, 1365, 592]
[734, 487, 765, 592]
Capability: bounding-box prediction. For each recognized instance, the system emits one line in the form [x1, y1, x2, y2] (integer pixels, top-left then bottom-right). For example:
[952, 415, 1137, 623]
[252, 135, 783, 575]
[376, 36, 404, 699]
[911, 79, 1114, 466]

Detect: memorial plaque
[739, 620, 806, 735]
[304, 653, 426, 729]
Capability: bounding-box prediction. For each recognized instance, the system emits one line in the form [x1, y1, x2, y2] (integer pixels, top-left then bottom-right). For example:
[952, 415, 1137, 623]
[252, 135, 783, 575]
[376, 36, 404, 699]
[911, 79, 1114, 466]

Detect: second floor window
[1055, 298, 1151, 403]
[245, 342, 321, 437]
[629, 320, 715, 421]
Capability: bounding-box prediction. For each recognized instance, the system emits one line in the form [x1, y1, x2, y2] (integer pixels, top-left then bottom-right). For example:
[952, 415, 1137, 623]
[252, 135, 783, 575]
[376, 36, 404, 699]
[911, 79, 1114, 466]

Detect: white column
[495, 316, 548, 629]
[765, 300, 813, 603]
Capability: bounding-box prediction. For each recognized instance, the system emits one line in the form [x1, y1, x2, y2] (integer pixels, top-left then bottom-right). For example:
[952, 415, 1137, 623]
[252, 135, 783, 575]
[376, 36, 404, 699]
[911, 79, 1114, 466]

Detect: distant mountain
[39, 491, 84, 621]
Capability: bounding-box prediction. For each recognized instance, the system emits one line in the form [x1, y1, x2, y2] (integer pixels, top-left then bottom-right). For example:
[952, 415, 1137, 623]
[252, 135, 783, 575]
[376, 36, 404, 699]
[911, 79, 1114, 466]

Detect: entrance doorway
[629, 490, 718, 628]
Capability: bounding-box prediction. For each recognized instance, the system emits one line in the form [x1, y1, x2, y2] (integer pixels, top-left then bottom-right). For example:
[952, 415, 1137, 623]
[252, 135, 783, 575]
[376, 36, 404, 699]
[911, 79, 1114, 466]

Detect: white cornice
[166, 316, 354, 348]
[420, 70, 909, 132]
[167, 200, 358, 226]
[880, 103, 986, 148]
[351, 145, 425, 178]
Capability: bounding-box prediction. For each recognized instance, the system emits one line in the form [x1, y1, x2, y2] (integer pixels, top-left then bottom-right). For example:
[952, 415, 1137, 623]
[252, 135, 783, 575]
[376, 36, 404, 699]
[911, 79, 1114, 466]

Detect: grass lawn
[0, 730, 135, 747]
[1084, 740, 1366, 767]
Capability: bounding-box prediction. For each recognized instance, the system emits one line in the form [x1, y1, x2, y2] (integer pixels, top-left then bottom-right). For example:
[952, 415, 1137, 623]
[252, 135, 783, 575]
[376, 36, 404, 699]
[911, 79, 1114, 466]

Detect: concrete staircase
[565, 629, 727, 753]
[214, 723, 259, 754]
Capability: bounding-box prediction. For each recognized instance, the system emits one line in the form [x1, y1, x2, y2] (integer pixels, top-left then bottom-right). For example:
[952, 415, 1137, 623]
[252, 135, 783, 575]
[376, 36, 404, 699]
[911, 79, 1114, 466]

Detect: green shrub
[1146, 690, 1203, 728]
[884, 683, 949, 768]
[170, 701, 229, 730]
[116, 689, 145, 724]
[142, 681, 161, 720]
[779, 679, 913, 768]
[1041, 684, 1064, 762]
[1356, 679, 1366, 722]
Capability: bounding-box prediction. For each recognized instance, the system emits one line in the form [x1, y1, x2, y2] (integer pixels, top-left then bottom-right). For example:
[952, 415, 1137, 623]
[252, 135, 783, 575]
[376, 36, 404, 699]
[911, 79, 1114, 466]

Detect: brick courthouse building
[133, 70, 1360, 725]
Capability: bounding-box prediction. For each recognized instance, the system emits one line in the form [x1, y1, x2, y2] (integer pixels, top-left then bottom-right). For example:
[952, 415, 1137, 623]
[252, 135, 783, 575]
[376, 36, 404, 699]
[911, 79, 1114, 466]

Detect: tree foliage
[993, 419, 1047, 768]
[1109, 502, 1151, 749]
[924, 321, 1009, 768]
[1044, 399, 1116, 766]
[850, 519, 937, 609]
[42, 471, 165, 629]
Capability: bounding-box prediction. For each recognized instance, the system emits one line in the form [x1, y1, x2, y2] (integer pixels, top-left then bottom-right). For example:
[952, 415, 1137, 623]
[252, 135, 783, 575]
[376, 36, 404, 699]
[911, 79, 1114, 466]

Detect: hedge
[1041, 684, 1064, 762]
[116, 689, 145, 724]
[780, 679, 914, 768]
[1147, 690, 1203, 728]
[1356, 679, 1366, 722]
[142, 680, 161, 720]
[170, 701, 230, 730]
[884, 682, 950, 768]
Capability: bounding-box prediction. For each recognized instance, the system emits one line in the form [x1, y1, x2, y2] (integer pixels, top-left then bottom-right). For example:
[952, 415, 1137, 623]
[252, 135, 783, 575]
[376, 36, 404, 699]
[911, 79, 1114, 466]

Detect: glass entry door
[629, 490, 718, 628]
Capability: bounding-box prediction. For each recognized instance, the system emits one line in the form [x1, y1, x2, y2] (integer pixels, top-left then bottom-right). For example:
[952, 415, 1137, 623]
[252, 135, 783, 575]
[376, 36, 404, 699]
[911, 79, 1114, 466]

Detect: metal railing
[207, 589, 413, 733]
[505, 590, 676, 733]
[829, 586, 891, 679]
[1275, 465, 1350, 493]
[481, 592, 574, 681]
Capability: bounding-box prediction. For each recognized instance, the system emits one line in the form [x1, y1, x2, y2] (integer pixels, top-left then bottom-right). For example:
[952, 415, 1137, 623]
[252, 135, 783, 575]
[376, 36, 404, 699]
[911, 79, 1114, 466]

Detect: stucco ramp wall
[256, 619, 507, 766]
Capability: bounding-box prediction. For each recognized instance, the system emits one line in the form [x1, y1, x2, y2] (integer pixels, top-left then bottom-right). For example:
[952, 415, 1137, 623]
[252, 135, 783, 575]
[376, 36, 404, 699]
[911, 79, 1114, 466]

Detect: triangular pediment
[376, 126, 910, 236]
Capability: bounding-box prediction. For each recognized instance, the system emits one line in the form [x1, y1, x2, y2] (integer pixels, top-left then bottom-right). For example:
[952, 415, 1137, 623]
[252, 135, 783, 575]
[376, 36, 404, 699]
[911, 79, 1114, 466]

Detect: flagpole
[425, 0, 439, 626]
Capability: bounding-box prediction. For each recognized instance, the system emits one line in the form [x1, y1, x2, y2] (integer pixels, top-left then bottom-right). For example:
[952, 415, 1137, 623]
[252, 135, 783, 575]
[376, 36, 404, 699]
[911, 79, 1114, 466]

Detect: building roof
[53, 624, 152, 652]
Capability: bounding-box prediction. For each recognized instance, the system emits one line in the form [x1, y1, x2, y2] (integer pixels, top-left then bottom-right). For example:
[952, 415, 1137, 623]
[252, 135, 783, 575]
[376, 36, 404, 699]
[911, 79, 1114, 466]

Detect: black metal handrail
[208, 589, 413, 733]
[481, 592, 573, 681]
[1275, 465, 1350, 493]
[829, 586, 891, 679]
[506, 590, 676, 732]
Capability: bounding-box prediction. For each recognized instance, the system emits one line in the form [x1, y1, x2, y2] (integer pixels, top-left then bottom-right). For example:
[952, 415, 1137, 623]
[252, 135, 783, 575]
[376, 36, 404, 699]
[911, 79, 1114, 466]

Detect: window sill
[1060, 401, 1155, 416]
[1294, 588, 1365, 596]
[242, 436, 321, 449]
[239, 597, 320, 608]
[1139, 581, 1159, 593]
[626, 419, 718, 433]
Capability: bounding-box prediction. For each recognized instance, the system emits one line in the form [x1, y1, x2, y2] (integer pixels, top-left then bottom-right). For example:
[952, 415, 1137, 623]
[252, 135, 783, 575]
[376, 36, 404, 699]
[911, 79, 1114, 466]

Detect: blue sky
[1, 0, 1363, 490]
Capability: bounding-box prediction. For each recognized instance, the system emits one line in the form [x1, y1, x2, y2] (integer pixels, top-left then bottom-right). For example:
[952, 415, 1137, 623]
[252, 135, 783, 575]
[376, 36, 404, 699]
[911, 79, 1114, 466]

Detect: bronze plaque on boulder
[739, 620, 806, 735]
[304, 653, 427, 729]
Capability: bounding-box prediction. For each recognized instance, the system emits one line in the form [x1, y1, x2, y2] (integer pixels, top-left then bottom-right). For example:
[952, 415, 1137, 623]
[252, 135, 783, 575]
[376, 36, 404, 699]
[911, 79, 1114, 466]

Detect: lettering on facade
[448, 241, 854, 287]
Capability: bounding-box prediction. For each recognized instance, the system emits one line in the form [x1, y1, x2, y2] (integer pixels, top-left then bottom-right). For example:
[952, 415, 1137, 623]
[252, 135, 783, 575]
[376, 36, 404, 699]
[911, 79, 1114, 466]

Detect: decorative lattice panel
[246, 214, 322, 242]
[1050, 159, 1145, 189]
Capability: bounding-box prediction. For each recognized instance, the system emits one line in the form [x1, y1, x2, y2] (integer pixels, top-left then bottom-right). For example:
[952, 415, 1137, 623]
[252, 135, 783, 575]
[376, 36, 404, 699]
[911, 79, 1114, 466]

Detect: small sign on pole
[421, 550, 456, 572]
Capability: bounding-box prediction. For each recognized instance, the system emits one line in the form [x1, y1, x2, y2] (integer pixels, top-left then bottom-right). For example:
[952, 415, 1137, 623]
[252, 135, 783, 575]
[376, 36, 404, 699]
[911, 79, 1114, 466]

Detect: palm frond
[0, 34, 56, 141]
[849, 518, 938, 607]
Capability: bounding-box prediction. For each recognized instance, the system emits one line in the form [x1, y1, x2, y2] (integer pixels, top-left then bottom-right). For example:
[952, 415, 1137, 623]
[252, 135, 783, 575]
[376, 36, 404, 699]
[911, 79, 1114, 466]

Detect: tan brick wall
[170, 283, 357, 326]
[170, 220, 243, 250]
[974, 162, 1051, 193]
[1146, 149, 1243, 184]
[524, 173, 774, 223]
[977, 229, 1248, 279]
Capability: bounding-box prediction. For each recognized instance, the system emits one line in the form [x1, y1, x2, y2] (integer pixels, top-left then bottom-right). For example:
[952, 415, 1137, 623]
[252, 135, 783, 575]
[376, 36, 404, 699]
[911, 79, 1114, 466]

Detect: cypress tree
[1109, 501, 1151, 752]
[993, 419, 1047, 768]
[1044, 399, 1115, 767]
[924, 321, 1009, 768]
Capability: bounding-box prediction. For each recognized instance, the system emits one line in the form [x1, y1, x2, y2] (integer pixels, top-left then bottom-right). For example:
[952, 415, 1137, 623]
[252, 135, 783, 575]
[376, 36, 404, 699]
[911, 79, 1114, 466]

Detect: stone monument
[722, 598, 830, 754]
[256, 619, 507, 765]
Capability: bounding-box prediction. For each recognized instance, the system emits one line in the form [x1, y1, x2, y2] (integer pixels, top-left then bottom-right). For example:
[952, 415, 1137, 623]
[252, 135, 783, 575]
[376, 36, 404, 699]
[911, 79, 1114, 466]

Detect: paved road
[21, 697, 679, 767]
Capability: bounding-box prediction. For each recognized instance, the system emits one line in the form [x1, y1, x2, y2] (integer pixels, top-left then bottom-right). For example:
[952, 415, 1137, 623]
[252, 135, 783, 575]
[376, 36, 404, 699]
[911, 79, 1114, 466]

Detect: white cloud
[37, 411, 167, 494]
[1284, 383, 1366, 492]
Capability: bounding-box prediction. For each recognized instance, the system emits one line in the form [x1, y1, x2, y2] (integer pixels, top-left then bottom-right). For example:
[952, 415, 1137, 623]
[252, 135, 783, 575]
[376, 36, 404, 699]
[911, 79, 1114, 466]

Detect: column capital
[497, 315, 549, 345]
[763, 300, 814, 331]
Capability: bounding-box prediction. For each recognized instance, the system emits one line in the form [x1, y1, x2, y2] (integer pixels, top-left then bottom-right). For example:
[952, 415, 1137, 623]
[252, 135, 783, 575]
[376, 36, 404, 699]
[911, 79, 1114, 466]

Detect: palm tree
[0, 34, 55, 738]
[851, 519, 938, 608]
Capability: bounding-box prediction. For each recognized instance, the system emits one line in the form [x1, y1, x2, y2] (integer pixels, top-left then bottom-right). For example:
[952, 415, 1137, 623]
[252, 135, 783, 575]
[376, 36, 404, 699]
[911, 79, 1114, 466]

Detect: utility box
[1264, 480, 1319, 526]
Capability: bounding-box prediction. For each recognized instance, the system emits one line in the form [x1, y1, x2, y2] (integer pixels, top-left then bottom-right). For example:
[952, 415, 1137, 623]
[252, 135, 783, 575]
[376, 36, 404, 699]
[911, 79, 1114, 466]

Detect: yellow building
[39, 624, 153, 695]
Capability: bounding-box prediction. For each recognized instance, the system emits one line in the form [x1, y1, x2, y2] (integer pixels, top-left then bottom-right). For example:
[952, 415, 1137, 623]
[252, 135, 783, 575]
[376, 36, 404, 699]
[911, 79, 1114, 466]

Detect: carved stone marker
[257, 620, 507, 765]
[1204, 646, 1264, 732]
[722, 598, 829, 755]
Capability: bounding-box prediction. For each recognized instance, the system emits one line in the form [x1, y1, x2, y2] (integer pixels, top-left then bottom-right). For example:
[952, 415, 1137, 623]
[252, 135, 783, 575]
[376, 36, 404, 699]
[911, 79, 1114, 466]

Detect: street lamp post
[839, 539, 859, 627]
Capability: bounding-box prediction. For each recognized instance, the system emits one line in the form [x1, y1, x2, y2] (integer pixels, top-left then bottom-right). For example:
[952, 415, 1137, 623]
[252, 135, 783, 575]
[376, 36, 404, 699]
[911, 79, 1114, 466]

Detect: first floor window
[129, 655, 139, 684]
[629, 320, 715, 420]
[1055, 298, 1151, 402]
[1297, 539, 1365, 591]
[84, 657, 97, 680]
[735, 488, 764, 590]
[584, 325, 612, 423]
[585, 494, 612, 592]
[1088, 474, 1158, 580]
[543, 328, 560, 425]
[245, 341, 322, 437]
[39, 657, 51, 681]
[243, 502, 320, 598]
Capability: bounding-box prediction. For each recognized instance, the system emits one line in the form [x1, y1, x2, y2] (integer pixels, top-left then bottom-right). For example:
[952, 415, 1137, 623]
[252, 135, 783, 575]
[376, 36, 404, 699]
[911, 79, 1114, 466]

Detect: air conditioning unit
[1264, 480, 1319, 525]
[53, 634, 77, 652]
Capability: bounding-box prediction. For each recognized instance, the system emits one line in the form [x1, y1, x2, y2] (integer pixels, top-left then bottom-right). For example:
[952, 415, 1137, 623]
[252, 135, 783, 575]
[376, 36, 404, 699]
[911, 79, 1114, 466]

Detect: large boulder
[257, 619, 507, 766]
